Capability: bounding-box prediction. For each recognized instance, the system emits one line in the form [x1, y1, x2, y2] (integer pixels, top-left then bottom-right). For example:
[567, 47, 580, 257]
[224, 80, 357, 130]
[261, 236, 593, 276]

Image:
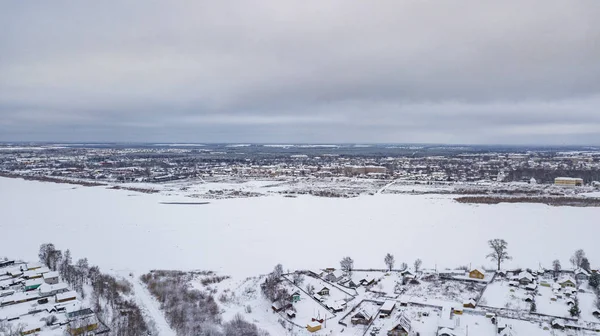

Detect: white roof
[558, 275, 576, 284]
[555, 177, 583, 181]
[39, 282, 69, 294]
[575, 268, 590, 276]
[381, 300, 396, 311]
[56, 290, 77, 301]
[43, 271, 59, 279]
[307, 321, 321, 328]
[25, 278, 44, 287]
[518, 271, 534, 280]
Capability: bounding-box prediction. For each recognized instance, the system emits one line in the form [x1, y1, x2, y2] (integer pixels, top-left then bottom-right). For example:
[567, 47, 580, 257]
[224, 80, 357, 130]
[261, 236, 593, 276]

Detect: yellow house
[307, 321, 322, 333]
[20, 324, 42, 335]
[68, 323, 99, 336]
[555, 177, 583, 186]
[469, 269, 484, 279]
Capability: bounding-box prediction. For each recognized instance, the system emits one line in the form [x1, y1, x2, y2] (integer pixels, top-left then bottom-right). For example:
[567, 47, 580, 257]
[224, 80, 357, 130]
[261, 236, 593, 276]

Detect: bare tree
[570, 249, 586, 269]
[38, 243, 62, 271]
[552, 259, 561, 279]
[486, 239, 512, 271]
[340, 257, 354, 273]
[292, 273, 304, 286]
[384, 253, 395, 271]
[413, 259, 422, 273]
[400, 262, 408, 271]
[306, 284, 315, 296]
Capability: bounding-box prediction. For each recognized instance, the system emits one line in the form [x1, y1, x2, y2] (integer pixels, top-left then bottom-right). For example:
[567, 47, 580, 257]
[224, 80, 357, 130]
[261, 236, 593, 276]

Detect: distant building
[554, 177, 583, 186]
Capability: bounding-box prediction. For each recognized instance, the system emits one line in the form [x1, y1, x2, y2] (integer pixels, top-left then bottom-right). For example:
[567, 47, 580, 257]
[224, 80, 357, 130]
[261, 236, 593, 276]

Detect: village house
[313, 293, 324, 302]
[56, 291, 77, 303]
[380, 300, 396, 316]
[558, 276, 576, 288]
[351, 310, 373, 325]
[359, 274, 377, 287]
[39, 282, 69, 297]
[327, 300, 346, 313]
[43, 271, 60, 285]
[469, 269, 485, 279]
[324, 270, 344, 283]
[518, 271, 534, 285]
[525, 283, 537, 291]
[316, 286, 330, 296]
[388, 324, 410, 336]
[574, 268, 590, 281]
[24, 278, 44, 291]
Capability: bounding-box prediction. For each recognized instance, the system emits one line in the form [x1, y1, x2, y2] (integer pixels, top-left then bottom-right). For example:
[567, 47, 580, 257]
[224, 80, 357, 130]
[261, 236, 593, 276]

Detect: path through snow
[130, 273, 177, 336]
[377, 179, 397, 193]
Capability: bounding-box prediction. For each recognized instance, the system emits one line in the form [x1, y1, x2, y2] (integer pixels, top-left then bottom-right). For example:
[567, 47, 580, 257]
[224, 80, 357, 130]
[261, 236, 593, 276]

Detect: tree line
[38, 243, 150, 336]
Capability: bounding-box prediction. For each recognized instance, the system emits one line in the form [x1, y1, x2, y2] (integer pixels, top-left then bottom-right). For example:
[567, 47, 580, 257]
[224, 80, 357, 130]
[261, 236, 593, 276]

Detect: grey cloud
[1, 0, 600, 143]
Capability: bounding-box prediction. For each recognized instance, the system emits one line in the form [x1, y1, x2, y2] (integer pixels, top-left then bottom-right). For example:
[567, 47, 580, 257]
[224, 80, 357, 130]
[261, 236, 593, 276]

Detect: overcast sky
[1, 1, 600, 144]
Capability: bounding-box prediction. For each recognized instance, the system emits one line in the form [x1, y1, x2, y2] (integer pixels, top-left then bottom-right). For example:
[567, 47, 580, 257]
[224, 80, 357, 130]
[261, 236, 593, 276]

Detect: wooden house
[317, 287, 329, 296]
[469, 269, 485, 279]
[387, 324, 410, 336]
[351, 310, 373, 325]
[291, 291, 301, 303]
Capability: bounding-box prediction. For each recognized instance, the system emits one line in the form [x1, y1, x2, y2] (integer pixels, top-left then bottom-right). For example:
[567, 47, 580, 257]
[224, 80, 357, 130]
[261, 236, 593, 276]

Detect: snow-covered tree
[569, 297, 581, 317]
[384, 253, 395, 271]
[486, 239, 512, 271]
[589, 273, 600, 289]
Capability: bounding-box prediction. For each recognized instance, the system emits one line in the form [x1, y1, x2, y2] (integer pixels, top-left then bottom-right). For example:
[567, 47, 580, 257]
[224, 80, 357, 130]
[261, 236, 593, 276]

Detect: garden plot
[398, 278, 485, 307]
[367, 306, 442, 336]
[536, 285, 571, 318]
[292, 275, 354, 311]
[480, 280, 532, 311]
[367, 272, 402, 297]
[579, 291, 600, 323]
[338, 300, 381, 336]
[346, 271, 386, 287]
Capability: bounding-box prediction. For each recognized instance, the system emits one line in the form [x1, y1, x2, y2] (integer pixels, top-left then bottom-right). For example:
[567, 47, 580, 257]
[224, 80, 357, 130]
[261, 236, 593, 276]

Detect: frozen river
[1, 177, 598, 277]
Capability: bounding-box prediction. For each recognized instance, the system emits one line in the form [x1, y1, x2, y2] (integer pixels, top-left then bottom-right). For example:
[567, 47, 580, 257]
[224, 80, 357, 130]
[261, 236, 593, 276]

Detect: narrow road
[377, 179, 397, 194]
[131, 274, 177, 336]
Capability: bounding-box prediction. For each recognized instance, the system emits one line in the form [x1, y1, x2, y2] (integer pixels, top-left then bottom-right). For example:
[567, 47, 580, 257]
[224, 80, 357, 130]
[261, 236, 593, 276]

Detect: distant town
[1, 143, 600, 187]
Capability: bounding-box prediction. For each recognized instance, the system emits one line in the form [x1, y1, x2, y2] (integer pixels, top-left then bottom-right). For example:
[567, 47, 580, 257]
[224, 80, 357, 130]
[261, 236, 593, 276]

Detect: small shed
[307, 321, 322, 332]
[463, 299, 476, 309]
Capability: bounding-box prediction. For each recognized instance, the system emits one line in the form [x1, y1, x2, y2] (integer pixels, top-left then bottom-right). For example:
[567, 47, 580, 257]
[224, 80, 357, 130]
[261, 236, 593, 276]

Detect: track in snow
[131, 274, 177, 336]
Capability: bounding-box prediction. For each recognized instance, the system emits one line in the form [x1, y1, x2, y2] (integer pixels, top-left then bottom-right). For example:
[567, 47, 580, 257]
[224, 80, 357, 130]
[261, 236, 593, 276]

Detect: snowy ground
[537, 286, 571, 318]
[2, 177, 600, 279]
[480, 280, 531, 311]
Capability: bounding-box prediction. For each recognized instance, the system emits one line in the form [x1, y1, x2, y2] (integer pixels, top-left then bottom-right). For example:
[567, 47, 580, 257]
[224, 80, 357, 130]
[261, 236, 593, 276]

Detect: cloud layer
[1, 0, 600, 144]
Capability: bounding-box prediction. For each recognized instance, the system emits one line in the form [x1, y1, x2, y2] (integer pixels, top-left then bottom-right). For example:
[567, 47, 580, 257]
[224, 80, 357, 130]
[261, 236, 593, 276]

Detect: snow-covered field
[1, 177, 599, 279]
